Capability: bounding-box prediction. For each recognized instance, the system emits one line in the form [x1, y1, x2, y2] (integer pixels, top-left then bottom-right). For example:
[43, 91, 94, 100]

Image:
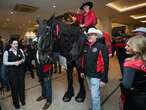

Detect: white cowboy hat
[87, 28, 103, 38]
[132, 27, 146, 33]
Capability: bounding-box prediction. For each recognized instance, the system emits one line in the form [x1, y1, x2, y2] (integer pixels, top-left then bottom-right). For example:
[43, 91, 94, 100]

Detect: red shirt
[83, 10, 97, 28]
[75, 14, 83, 26]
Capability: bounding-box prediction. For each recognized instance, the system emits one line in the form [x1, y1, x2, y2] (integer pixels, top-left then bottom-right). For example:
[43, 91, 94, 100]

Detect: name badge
[92, 48, 97, 52]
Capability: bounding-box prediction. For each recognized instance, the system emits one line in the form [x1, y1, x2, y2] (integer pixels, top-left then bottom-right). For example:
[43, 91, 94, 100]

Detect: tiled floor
[0, 56, 122, 110]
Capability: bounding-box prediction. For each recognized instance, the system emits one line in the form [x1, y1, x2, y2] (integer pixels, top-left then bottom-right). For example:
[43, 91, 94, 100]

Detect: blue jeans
[40, 77, 52, 103]
[86, 77, 101, 110]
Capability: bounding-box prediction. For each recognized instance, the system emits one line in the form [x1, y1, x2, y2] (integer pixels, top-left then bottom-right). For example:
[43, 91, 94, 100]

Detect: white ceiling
[0, 0, 146, 33]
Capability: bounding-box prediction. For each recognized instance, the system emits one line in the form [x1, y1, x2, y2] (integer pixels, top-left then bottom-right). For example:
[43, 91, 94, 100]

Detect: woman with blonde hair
[120, 35, 146, 110]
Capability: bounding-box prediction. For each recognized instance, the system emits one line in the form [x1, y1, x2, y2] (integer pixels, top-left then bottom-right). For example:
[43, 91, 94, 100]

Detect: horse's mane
[37, 14, 85, 63]
[55, 11, 76, 24]
[49, 18, 84, 57]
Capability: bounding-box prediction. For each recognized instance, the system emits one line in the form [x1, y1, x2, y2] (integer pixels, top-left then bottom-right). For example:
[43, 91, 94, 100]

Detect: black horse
[37, 15, 86, 102]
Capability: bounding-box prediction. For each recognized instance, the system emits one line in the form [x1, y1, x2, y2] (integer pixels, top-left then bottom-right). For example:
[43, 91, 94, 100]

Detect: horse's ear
[48, 13, 55, 21]
[36, 16, 43, 24]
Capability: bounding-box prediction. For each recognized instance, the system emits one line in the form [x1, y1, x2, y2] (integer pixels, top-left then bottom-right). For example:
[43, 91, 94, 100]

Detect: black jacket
[0, 41, 3, 64]
[121, 59, 146, 110]
[81, 40, 109, 83]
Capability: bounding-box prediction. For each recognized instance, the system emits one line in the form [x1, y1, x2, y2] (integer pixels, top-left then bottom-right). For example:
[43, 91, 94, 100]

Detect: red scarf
[124, 59, 146, 72]
[42, 64, 53, 73]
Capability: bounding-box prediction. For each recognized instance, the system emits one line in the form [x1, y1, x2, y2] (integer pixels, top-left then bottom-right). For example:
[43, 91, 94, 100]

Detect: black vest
[8, 49, 24, 67]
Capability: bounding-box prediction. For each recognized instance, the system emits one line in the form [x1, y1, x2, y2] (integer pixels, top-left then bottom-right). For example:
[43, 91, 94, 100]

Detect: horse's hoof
[75, 92, 85, 103]
[62, 92, 74, 102]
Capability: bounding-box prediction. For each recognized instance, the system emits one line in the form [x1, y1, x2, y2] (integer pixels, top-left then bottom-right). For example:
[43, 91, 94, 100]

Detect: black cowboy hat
[80, 1, 93, 9]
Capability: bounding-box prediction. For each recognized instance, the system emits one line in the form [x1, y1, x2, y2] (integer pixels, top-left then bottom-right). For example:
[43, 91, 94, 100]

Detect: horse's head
[37, 15, 56, 64]
[37, 13, 86, 65]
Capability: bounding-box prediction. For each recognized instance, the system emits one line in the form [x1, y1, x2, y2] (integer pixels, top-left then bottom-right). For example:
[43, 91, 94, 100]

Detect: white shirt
[3, 48, 25, 66]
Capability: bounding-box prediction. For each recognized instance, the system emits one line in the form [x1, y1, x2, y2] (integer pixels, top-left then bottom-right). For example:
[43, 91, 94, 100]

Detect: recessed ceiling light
[25, 31, 36, 38]
[14, 4, 38, 13]
[53, 5, 56, 8]
[34, 24, 39, 27]
[130, 15, 146, 19]
[10, 11, 14, 15]
[140, 20, 146, 23]
[106, 2, 146, 12]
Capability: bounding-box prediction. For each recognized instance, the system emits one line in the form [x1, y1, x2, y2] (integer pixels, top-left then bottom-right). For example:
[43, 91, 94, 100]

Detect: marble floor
[0, 56, 122, 110]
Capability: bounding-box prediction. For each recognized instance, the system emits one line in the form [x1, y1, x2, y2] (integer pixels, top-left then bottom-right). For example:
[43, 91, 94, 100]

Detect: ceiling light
[14, 4, 38, 13]
[10, 11, 14, 15]
[130, 15, 146, 19]
[140, 20, 146, 23]
[106, 2, 146, 12]
[34, 24, 39, 27]
[53, 5, 56, 8]
[25, 31, 36, 38]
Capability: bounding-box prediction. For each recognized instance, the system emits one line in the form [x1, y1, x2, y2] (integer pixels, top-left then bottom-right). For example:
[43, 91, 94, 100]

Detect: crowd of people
[0, 1, 146, 110]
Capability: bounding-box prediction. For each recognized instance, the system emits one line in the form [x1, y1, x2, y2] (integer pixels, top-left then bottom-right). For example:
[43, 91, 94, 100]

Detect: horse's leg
[57, 56, 62, 73]
[75, 66, 86, 103]
[58, 64, 62, 73]
[53, 58, 57, 73]
[62, 62, 74, 102]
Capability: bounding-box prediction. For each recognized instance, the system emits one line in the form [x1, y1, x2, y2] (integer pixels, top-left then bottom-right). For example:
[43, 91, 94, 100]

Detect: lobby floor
[0, 56, 122, 110]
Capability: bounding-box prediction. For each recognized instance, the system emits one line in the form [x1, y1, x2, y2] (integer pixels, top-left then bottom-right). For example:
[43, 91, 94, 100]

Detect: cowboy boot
[42, 101, 51, 110]
[75, 87, 86, 103]
[62, 88, 74, 102]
